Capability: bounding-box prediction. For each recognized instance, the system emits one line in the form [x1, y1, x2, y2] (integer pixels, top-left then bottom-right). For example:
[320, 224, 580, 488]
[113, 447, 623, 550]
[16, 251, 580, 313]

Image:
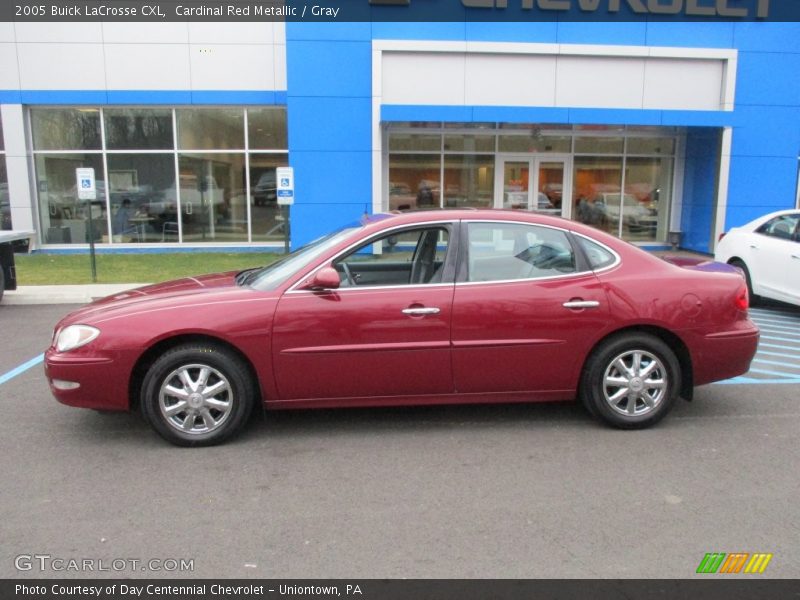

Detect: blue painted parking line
[753, 357, 800, 370]
[760, 342, 800, 352]
[758, 350, 800, 360]
[0, 354, 44, 386]
[761, 320, 797, 331]
[716, 308, 800, 385]
[717, 377, 800, 385]
[759, 334, 800, 343]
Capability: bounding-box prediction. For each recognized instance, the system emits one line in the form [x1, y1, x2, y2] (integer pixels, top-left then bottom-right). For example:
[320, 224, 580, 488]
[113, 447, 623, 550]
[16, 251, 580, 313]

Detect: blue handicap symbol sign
[81, 179, 91, 188]
[280, 178, 290, 187]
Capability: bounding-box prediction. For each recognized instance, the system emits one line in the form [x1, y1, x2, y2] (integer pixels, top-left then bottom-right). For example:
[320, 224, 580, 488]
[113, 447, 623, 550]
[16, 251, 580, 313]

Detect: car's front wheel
[141, 343, 255, 446]
[580, 333, 680, 429]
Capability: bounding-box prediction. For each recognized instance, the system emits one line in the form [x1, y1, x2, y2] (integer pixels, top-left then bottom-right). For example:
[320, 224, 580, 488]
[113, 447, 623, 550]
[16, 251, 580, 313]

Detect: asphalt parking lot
[1, 302, 799, 579]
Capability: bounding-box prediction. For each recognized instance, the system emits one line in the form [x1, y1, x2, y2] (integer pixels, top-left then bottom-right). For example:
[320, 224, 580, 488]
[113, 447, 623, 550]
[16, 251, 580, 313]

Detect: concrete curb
[3, 284, 151, 305]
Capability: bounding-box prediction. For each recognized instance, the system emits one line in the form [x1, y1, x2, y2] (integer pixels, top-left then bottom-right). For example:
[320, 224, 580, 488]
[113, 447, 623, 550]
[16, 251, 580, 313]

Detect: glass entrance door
[495, 156, 569, 217]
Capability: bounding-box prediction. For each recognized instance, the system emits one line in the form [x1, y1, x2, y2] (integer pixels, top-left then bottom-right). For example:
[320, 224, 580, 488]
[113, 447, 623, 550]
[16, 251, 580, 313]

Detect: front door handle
[402, 307, 440, 316]
[562, 300, 600, 309]
[792, 255, 800, 260]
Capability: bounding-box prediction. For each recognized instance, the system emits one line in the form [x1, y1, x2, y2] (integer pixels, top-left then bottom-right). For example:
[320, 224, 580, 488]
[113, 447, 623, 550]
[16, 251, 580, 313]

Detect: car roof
[740, 208, 800, 230]
[361, 208, 626, 245]
[351, 209, 667, 270]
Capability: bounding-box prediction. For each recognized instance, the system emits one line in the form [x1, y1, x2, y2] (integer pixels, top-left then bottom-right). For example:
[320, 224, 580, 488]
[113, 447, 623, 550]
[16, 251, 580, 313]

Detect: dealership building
[1, 17, 799, 254]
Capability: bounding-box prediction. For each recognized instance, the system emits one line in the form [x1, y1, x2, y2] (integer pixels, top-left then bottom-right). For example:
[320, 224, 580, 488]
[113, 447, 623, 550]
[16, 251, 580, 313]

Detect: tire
[140, 343, 255, 446]
[728, 259, 760, 307]
[580, 333, 681, 429]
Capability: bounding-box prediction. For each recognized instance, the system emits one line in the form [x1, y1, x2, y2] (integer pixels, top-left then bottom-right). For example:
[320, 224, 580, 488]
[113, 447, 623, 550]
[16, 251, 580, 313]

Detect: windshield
[245, 226, 361, 291]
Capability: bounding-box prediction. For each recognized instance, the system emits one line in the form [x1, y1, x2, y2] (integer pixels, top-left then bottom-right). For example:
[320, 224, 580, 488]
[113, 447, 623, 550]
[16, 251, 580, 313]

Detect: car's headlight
[56, 325, 100, 352]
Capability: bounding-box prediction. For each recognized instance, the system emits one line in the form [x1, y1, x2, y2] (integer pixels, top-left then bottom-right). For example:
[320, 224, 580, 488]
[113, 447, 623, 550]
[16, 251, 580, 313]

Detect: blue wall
[681, 128, 721, 254]
[726, 26, 800, 229]
[286, 22, 800, 249]
[285, 24, 374, 248]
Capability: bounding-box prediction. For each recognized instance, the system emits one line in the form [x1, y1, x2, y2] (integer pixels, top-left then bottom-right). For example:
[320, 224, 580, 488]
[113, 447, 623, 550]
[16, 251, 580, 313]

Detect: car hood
[59, 270, 265, 327]
[94, 271, 240, 305]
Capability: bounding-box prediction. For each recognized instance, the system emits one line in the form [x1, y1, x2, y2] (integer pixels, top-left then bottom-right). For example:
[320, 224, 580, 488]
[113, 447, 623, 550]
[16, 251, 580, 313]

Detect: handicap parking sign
[76, 167, 96, 200]
[276, 167, 294, 206]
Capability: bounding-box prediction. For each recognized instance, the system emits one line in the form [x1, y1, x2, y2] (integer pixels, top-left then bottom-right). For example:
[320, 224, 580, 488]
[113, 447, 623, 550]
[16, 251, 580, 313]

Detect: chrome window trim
[457, 218, 588, 286]
[571, 231, 623, 275]
[285, 219, 456, 294]
[284, 282, 455, 296]
[284, 217, 623, 294]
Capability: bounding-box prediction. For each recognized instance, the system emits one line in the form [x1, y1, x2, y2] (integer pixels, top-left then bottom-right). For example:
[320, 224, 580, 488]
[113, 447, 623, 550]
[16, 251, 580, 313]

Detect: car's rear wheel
[580, 333, 680, 429]
[728, 259, 759, 306]
[141, 343, 255, 446]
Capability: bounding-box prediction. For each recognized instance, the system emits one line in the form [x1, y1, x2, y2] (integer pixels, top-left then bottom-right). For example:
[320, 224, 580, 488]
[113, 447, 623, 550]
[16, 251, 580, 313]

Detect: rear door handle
[402, 307, 440, 316]
[562, 300, 600, 309]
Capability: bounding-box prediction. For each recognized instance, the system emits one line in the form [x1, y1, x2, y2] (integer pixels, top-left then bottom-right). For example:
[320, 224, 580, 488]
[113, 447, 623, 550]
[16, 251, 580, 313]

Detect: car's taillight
[718, 232, 727, 242]
[734, 285, 749, 311]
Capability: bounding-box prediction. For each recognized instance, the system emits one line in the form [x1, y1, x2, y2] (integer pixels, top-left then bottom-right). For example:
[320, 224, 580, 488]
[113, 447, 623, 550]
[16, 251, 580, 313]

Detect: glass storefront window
[177, 108, 245, 150]
[387, 154, 441, 210]
[624, 157, 673, 242]
[389, 122, 441, 129]
[248, 108, 288, 150]
[36, 153, 105, 244]
[574, 136, 624, 154]
[443, 155, 494, 208]
[178, 153, 248, 243]
[31, 109, 101, 150]
[388, 134, 441, 152]
[498, 135, 571, 153]
[106, 154, 177, 243]
[386, 121, 679, 243]
[574, 125, 624, 133]
[572, 156, 623, 237]
[1, 158, 10, 231]
[626, 126, 676, 134]
[444, 122, 495, 130]
[626, 137, 675, 155]
[444, 135, 494, 153]
[250, 153, 289, 242]
[31, 106, 289, 245]
[104, 108, 174, 150]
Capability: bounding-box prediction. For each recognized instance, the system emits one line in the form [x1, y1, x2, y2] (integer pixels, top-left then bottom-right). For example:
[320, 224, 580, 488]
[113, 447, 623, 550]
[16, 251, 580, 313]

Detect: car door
[271, 224, 456, 401]
[749, 213, 800, 302]
[451, 220, 609, 395]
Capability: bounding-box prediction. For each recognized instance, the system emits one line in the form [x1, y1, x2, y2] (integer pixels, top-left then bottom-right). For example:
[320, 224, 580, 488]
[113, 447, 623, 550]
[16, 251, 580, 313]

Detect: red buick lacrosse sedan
[46, 210, 759, 446]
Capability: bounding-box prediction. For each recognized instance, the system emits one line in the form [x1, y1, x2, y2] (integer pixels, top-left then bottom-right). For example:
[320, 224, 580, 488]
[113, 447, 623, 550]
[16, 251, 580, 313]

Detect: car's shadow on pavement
[244, 400, 600, 441]
[752, 298, 800, 314]
[60, 398, 610, 448]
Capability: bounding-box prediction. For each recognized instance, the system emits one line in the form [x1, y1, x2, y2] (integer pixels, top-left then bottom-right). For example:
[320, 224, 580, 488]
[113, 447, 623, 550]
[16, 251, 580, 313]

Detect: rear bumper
[45, 348, 130, 411]
[690, 325, 760, 386]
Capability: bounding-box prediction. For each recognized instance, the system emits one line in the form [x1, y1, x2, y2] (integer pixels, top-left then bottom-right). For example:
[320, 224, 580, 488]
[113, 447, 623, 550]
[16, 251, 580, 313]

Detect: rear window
[576, 236, 617, 270]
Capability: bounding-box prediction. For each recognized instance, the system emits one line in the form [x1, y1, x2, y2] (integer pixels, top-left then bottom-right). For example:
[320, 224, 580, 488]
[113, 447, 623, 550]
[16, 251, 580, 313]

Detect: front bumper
[45, 348, 131, 411]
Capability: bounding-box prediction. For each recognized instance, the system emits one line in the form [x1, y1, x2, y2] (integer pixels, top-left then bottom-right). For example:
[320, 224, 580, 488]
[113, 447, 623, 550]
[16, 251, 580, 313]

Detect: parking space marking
[718, 307, 800, 385]
[0, 353, 44, 386]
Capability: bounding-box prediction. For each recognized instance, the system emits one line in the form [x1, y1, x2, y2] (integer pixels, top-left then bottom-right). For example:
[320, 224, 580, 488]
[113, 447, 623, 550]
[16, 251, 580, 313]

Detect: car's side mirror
[300, 266, 341, 291]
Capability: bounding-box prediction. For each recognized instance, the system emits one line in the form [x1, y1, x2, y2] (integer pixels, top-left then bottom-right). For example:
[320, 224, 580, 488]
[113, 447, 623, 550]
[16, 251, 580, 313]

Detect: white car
[715, 209, 800, 306]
